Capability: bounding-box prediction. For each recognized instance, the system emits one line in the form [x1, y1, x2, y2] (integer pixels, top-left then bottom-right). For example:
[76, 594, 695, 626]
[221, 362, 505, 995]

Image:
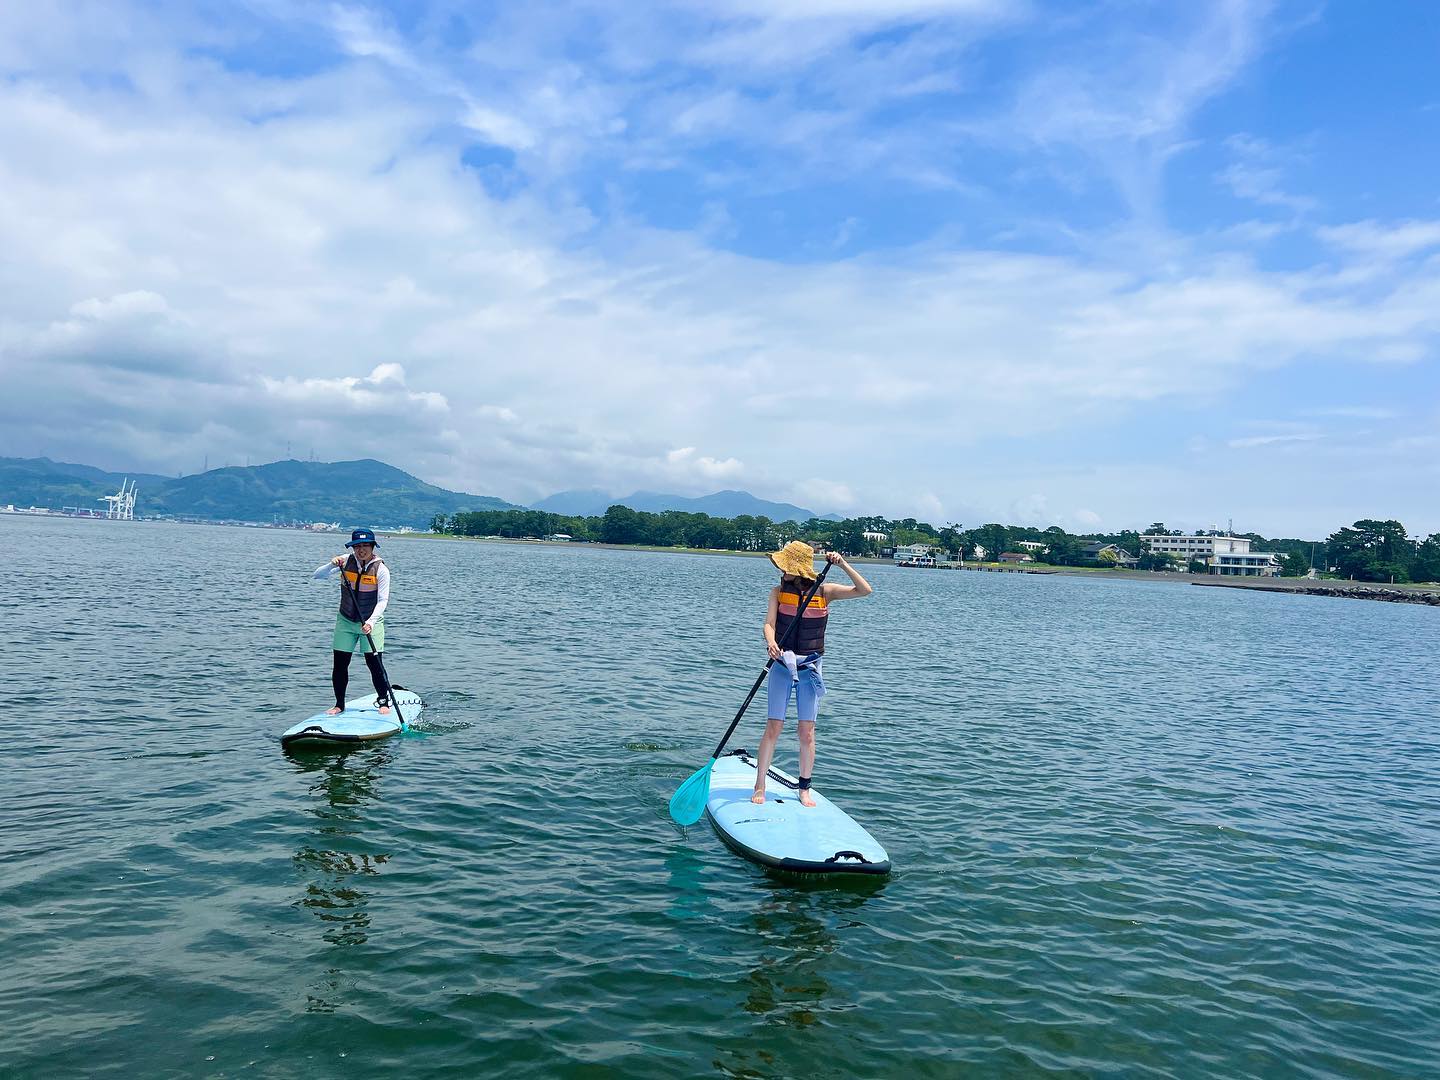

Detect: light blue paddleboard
[705, 750, 891, 875]
[280, 687, 423, 750]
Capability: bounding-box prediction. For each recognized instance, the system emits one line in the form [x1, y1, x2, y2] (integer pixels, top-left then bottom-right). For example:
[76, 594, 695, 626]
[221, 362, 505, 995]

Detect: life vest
[774, 585, 828, 655]
[339, 554, 384, 623]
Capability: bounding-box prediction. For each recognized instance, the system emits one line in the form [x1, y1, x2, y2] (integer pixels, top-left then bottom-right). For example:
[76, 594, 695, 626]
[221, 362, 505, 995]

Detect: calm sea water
[4, 516, 1438, 1078]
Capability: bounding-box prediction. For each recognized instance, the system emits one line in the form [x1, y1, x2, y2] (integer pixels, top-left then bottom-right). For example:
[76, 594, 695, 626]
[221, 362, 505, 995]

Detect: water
[4, 516, 1438, 1078]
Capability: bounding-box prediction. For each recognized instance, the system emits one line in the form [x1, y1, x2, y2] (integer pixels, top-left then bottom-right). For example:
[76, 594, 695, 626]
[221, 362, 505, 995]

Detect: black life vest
[774, 585, 829, 655]
[339, 554, 384, 623]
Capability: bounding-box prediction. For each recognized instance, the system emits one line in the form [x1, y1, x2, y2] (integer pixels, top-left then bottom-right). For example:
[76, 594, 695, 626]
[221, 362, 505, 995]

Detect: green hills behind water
[0, 456, 520, 527]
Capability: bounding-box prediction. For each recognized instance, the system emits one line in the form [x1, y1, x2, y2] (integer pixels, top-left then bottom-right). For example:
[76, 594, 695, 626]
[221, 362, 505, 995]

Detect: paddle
[668, 560, 832, 826]
[337, 553, 409, 733]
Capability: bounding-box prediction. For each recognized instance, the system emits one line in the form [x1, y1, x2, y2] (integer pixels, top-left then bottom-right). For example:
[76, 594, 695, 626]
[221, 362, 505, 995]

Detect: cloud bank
[0, 1, 1436, 534]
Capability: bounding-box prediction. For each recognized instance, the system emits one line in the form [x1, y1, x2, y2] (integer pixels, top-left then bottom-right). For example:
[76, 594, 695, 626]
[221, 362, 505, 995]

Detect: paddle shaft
[337, 553, 406, 727]
[706, 561, 832, 761]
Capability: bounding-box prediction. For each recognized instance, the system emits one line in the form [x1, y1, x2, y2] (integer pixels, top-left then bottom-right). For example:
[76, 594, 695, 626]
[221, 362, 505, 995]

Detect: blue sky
[0, 0, 1437, 536]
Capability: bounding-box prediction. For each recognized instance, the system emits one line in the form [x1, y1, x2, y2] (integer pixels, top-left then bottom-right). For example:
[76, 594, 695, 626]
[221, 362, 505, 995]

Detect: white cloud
[1317, 220, 1440, 261]
[793, 479, 855, 512]
[260, 364, 449, 413]
[0, 1, 1436, 534]
[1227, 433, 1322, 448]
[665, 446, 744, 479]
[1301, 406, 1398, 420]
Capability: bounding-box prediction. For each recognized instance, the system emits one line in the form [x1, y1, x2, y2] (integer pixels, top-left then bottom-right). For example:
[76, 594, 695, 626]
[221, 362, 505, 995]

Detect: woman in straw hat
[753, 540, 873, 807]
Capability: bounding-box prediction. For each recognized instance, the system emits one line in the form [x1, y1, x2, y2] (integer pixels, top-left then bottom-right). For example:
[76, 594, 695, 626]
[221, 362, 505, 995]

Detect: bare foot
[799, 789, 816, 808]
[325, 706, 343, 716]
[750, 788, 766, 804]
[378, 704, 391, 715]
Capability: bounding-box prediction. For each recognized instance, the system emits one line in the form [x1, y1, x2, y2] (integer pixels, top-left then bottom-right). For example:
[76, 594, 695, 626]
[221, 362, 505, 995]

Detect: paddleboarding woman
[313, 528, 392, 716]
[752, 541, 873, 807]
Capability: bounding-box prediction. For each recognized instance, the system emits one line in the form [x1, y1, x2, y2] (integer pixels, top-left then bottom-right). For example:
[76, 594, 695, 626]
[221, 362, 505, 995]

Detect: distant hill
[532, 488, 817, 522]
[0, 457, 172, 511]
[531, 488, 615, 516]
[0, 456, 520, 527]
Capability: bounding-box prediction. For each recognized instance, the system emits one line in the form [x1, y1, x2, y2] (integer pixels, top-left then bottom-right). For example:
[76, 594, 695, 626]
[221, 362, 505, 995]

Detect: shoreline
[385, 533, 1440, 603]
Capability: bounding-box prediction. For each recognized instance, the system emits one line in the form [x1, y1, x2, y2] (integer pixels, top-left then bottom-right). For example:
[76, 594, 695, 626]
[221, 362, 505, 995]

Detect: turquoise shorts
[333, 616, 384, 653]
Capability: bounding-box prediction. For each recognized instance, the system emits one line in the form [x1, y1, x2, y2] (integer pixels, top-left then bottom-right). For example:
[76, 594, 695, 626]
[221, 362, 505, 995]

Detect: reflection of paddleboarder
[753, 542, 873, 807]
[312, 528, 392, 716]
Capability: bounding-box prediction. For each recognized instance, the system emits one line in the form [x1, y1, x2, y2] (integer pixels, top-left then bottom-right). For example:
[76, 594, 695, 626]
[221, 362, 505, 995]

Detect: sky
[1, 0, 1437, 538]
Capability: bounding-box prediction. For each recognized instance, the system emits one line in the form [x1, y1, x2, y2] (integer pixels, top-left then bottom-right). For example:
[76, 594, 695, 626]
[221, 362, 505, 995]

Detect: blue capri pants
[766, 654, 826, 723]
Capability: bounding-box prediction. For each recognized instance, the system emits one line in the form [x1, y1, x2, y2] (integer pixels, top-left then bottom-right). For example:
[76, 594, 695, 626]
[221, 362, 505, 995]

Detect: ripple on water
[4, 520, 1439, 1077]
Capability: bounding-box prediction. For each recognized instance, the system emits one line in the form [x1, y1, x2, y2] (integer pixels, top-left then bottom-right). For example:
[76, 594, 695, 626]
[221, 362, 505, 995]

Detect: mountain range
[1, 456, 829, 527]
[0, 457, 519, 527]
[531, 488, 818, 522]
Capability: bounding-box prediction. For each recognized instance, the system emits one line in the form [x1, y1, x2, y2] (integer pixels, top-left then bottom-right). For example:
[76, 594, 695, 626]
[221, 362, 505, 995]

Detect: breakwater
[1193, 579, 1440, 606]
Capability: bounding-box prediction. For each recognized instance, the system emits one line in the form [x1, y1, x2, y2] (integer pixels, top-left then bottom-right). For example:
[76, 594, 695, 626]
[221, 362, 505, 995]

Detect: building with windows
[892, 543, 937, 566]
[1213, 552, 1282, 576]
[1142, 534, 1281, 575]
[1142, 533, 1250, 559]
[1081, 542, 1138, 567]
[1014, 540, 1047, 554]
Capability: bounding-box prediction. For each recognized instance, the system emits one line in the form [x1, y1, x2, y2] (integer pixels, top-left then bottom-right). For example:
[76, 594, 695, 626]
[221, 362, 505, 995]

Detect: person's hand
[825, 552, 843, 565]
[766, 639, 781, 660]
[361, 621, 373, 634]
[332, 555, 344, 566]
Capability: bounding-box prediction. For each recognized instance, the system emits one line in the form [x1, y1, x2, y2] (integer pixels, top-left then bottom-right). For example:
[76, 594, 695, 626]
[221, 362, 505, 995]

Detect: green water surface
[4, 517, 1437, 1078]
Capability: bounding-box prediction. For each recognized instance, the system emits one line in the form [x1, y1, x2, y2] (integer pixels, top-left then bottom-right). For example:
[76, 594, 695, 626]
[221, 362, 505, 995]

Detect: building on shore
[892, 543, 937, 567]
[892, 543, 931, 563]
[1142, 533, 1281, 576]
[1013, 540, 1047, 554]
[1082, 542, 1139, 568]
[1213, 551, 1283, 576]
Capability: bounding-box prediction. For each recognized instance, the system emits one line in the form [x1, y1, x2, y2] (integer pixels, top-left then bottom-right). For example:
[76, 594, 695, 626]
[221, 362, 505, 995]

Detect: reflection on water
[715, 887, 882, 1077]
[287, 748, 394, 1012]
[10, 517, 1439, 1077]
[742, 887, 877, 1026]
[663, 848, 717, 923]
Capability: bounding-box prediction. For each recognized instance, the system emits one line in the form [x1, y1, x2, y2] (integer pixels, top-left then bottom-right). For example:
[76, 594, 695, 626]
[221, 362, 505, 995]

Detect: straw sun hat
[769, 540, 818, 580]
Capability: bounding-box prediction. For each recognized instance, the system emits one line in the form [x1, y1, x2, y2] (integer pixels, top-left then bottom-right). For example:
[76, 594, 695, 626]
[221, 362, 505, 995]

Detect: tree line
[429, 509, 1440, 583]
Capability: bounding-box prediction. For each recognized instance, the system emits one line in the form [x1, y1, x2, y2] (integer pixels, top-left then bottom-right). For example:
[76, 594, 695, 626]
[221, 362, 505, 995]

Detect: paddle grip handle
[707, 560, 832, 761]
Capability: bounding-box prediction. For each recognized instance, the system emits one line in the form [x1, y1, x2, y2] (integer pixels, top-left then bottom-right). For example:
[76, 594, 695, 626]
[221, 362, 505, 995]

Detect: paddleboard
[705, 750, 891, 875]
[280, 686, 424, 750]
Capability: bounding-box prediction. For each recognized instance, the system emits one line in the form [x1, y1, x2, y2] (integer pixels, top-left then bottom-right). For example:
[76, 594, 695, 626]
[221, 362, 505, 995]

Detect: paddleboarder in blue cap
[312, 528, 392, 715]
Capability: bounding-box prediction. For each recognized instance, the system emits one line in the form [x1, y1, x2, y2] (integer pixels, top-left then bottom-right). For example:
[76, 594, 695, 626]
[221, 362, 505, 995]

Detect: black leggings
[332, 649, 388, 708]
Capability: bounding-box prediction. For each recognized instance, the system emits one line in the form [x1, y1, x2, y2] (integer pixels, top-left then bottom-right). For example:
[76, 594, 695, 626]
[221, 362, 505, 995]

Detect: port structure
[100, 479, 137, 520]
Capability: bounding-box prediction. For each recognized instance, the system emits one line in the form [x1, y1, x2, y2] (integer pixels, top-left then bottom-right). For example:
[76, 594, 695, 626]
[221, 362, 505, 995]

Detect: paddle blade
[668, 761, 715, 826]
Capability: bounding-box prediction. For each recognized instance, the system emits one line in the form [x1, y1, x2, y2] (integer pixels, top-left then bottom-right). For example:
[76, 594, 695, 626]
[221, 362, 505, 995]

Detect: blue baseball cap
[345, 528, 378, 547]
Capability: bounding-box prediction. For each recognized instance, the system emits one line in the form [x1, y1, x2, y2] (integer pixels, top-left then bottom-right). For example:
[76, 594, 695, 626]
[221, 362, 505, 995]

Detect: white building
[1142, 533, 1252, 558]
[893, 543, 936, 566]
[1014, 540, 1047, 554]
[1143, 534, 1280, 576]
[1214, 552, 1282, 576]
